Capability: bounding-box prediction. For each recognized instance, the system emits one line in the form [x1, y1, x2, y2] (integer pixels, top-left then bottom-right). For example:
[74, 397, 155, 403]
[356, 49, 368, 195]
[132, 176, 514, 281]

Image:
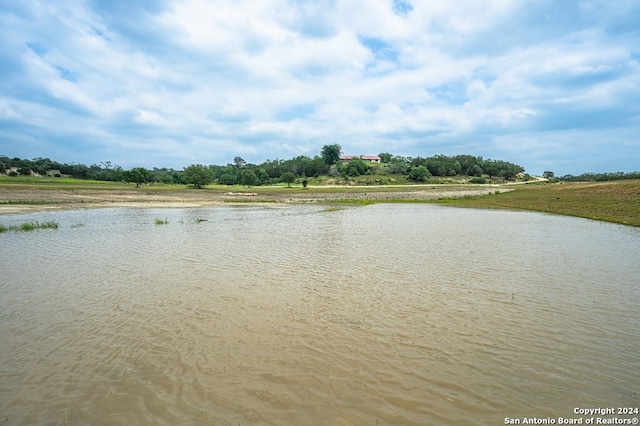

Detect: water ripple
[1, 205, 639, 424]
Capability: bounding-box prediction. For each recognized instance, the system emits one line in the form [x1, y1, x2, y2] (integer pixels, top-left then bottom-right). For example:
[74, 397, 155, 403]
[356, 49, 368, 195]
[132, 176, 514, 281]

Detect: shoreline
[4, 180, 638, 227]
[0, 186, 505, 215]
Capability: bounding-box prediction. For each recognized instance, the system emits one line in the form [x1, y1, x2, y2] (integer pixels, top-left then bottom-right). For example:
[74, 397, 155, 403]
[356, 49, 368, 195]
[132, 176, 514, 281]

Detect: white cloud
[0, 0, 638, 174]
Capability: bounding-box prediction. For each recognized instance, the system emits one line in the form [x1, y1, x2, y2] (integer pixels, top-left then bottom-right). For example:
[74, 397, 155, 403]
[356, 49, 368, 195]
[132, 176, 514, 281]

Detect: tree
[388, 162, 409, 175]
[152, 168, 175, 184]
[233, 156, 246, 168]
[218, 173, 237, 185]
[483, 162, 501, 179]
[470, 164, 484, 177]
[408, 165, 431, 182]
[543, 171, 555, 179]
[344, 158, 369, 176]
[124, 167, 152, 187]
[321, 144, 341, 166]
[17, 166, 32, 176]
[378, 152, 393, 163]
[503, 171, 516, 181]
[280, 172, 296, 187]
[238, 169, 259, 187]
[183, 164, 212, 189]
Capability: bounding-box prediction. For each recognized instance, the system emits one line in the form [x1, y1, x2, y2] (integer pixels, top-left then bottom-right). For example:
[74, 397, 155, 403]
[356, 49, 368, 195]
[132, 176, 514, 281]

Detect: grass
[433, 180, 640, 227]
[0, 220, 59, 233]
[0, 176, 125, 186]
[0, 176, 490, 193]
[225, 199, 277, 203]
[0, 200, 64, 205]
[154, 218, 169, 225]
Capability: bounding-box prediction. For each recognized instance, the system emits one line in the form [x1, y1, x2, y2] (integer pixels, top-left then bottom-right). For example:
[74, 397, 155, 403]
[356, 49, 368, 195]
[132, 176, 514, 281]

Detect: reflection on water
[1, 205, 639, 425]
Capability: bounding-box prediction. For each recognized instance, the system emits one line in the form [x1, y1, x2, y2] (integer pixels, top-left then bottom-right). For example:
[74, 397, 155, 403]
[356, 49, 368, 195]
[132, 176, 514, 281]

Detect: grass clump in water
[1, 220, 59, 232]
[155, 218, 169, 225]
[20, 221, 37, 231]
[39, 221, 59, 229]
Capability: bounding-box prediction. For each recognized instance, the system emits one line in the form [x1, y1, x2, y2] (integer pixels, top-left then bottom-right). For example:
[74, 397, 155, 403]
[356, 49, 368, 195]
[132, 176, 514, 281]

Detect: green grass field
[433, 180, 640, 227]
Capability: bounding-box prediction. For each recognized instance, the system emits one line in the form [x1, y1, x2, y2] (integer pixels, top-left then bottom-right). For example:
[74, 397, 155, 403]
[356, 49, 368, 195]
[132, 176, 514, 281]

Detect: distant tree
[124, 167, 152, 187]
[218, 173, 237, 185]
[483, 162, 501, 179]
[321, 144, 341, 166]
[470, 164, 484, 177]
[388, 162, 409, 175]
[543, 171, 555, 179]
[32, 157, 55, 175]
[344, 158, 369, 177]
[280, 172, 296, 187]
[503, 171, 516, 181]
[233, 156, 246, 168]
[183, 164, 212, 189]
[469, 177, 487, 184]
[238, 169, 259, 187]
[152, 168, 175, 184]
[70, 164, 91, 179]
[256, 168, 270, 184]
[408, 165, 431, 182]
[17, 166, 32, 176]
[423, 155, 461, 176]
[378, 152, 393, 163]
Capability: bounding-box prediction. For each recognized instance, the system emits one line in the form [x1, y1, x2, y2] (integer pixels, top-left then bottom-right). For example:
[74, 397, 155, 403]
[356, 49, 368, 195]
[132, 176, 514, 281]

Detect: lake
[1, 204, 639, 425]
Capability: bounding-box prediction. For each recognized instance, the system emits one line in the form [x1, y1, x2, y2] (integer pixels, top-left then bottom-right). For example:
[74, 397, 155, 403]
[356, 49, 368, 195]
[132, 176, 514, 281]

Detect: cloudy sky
[1, 1, 638, 175]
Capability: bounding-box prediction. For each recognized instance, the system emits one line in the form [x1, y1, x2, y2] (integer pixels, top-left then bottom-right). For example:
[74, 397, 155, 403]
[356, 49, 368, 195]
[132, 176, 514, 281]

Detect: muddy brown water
[1, 204, 639, 425]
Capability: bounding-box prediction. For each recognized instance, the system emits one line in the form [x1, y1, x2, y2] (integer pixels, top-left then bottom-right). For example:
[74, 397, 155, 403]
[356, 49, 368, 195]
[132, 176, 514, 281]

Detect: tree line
[1, 147, 528, 187]
[556, 171, 640, 182]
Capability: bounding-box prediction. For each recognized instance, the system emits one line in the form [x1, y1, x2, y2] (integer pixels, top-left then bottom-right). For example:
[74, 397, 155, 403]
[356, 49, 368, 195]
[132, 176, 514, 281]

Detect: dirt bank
[0, 186, 507, 215]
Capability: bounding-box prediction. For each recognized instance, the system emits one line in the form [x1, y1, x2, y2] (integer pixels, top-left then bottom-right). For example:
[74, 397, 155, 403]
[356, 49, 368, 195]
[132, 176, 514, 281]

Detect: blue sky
[1, 0, 638, 175]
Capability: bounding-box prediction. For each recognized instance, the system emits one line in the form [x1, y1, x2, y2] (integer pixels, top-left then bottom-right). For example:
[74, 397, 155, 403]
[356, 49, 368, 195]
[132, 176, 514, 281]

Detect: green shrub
[20, 221, 37, 231]
[1, 220, 60, 232]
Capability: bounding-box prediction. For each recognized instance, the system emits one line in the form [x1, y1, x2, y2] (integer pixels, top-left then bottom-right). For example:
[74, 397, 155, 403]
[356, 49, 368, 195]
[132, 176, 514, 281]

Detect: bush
[218, 173, 237, 185]
[17, 166, 32, 176]
[469, 177, 486, 184]
[408, 165, 431, 182]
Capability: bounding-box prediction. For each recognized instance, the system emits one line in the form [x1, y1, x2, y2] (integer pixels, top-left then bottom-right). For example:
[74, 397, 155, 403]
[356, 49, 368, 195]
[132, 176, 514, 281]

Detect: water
[1, 204, 639, 425]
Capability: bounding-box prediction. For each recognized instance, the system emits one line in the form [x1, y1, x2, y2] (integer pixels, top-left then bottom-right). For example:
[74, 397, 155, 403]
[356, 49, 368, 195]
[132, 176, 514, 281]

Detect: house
[339, 155, 381, 163]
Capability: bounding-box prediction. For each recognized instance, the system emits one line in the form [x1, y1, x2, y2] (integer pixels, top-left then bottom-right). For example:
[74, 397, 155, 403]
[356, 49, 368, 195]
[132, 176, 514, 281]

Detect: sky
[1, 0, 639, 176]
